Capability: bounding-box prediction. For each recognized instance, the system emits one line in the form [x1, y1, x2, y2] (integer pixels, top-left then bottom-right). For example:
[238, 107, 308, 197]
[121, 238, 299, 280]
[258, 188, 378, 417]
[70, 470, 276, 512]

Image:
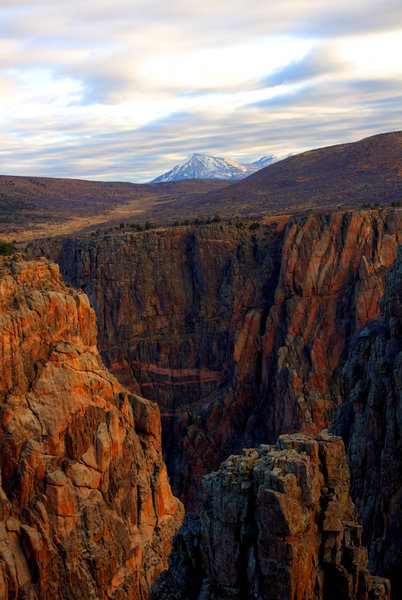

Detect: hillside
[1, 131, 402, 241]
[0, 176, 228, 241]
[147, 130, 402, 221]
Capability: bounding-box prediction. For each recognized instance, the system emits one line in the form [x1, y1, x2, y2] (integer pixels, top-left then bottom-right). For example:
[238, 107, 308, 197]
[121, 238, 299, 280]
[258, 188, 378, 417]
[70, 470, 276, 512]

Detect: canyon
[1, 205, 401, 598]
[55, 210, 400, 502]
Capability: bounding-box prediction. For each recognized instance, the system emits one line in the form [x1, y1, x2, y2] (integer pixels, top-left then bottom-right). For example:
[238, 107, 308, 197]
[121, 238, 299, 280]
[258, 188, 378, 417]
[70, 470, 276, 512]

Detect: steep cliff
[57, 223, 282, 505]
[150, 432, 390, 600]
[0, 257, 183, 599]
[55, 209, 401, 508]
[331, 246, 402, 596]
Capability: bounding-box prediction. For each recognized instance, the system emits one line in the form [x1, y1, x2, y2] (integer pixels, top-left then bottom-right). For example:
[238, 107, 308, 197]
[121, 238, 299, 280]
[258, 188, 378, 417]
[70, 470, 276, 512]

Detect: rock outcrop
[150, 432, 390, 600]
[0, 257, 183, 599]
[331, 246, 402, 596]
[51, 210, 401, 508]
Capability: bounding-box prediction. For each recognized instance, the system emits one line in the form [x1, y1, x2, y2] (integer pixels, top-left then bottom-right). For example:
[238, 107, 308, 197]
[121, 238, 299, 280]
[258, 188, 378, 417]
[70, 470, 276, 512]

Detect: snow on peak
[151, 152, 279, 183]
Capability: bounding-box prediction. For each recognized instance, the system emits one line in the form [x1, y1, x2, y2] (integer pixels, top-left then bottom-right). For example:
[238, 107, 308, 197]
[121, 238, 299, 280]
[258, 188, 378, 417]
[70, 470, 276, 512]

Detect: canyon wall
[56, 210, 401, 509]
[331, 246, 402, 597]
[0, 256, 183, 599]
[150, 431, 390, 600]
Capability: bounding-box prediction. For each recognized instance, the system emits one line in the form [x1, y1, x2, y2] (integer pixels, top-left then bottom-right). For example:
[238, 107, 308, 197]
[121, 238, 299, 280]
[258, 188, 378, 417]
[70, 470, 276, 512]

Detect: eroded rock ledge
[151, 432, 390, 600]
[0, 257, 183, 599]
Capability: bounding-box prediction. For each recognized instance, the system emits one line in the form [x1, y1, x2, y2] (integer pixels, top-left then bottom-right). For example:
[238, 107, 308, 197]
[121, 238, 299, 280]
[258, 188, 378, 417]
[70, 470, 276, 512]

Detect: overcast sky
[0, 0, 401, 182]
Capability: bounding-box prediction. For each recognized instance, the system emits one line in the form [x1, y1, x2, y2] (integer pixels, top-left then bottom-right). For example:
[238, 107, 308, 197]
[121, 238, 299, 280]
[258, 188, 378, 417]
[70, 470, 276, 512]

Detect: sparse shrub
[136, 224, 143, 231]
[145, 221, 153, 230]
[212, 215, 221, 222]
[249, 222, 261, 231]
[173, 221, 179, 226]
[235, 222, 244, 229]
[0, 240, 14, 255]
[119, 223, 125, 229]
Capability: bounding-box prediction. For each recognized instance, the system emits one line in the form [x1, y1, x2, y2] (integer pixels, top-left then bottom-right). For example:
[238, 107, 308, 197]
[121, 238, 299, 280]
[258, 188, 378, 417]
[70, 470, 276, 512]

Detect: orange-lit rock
[0, 256, 183, 599]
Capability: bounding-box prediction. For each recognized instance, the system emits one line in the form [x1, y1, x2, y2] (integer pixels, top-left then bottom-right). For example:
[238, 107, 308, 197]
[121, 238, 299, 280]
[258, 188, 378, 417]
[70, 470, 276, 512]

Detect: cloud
[0, 0, 401, 181]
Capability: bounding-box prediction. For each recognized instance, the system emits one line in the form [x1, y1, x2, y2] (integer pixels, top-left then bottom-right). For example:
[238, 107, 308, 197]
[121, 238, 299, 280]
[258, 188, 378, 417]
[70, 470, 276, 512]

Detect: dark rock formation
[331, 246, 402, 596]
[53, 210, 401, 508]
[0, 256, 183, 599]
[150, 432, 390, 600]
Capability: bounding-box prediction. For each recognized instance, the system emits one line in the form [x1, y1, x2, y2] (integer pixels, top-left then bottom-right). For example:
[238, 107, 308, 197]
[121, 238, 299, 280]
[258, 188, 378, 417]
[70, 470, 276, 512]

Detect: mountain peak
[151, 152, 278, 183]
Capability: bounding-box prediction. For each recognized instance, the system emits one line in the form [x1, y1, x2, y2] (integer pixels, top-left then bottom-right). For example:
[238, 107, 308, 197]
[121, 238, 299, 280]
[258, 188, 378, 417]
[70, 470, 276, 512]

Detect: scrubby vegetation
[0, 240, 14, 255]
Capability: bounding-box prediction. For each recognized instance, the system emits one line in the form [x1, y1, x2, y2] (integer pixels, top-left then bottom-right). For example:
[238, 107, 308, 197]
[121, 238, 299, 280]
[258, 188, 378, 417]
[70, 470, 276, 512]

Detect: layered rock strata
[0, 257, 183, 599]
[150, 432, 390, 600]
[331, 246, 402, 596]
[53, 209, 401, 507]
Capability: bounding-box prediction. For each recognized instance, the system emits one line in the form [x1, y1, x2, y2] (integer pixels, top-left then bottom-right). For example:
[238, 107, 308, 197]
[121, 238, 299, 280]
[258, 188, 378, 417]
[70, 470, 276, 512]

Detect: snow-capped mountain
[151, 153, 278, 183]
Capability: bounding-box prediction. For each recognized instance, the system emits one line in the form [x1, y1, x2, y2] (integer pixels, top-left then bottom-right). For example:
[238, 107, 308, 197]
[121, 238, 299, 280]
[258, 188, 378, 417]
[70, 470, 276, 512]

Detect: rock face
[58, 223, 282, 412]
[331, 246, 402, 596]
[0, 257, 183, 599]
[57, 223, 282, 506]
[150, 432, 390, 600]
[54, 209, 401, 508]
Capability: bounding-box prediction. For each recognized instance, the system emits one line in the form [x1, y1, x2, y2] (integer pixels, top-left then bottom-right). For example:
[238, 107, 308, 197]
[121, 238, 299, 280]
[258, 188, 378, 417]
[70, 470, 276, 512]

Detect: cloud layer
[0, 0, 401, 181]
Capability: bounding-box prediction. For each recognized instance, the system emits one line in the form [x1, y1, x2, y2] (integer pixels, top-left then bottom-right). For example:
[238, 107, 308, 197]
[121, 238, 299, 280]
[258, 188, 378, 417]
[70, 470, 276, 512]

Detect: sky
[0, 0, 401, 182]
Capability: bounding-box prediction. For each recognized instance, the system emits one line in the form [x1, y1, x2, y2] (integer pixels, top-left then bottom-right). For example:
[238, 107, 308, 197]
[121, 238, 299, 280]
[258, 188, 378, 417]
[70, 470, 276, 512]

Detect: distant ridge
[151, 152, 277, 183]
[1, 130, 401, 241]
[162, 130, 402, 217]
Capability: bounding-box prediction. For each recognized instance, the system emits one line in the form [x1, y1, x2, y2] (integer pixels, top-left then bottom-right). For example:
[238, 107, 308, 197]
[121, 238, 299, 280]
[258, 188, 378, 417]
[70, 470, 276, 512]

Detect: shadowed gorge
[53, 210, 400, 499]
